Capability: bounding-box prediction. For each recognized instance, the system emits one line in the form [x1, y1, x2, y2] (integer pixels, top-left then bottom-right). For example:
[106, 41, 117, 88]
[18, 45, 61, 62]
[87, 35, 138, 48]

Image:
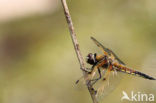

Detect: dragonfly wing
[93, 66, 124, 101]
[91, 37, 109, 55]
[91, 37, 125, 65]
[108, 49, 125, 65]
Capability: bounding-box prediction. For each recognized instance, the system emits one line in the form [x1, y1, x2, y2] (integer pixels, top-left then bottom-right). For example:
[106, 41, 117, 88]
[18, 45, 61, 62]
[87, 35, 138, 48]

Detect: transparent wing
[91, 37, 125, 65]
[93, 66, 124, 101]
[76, 66, 124, 101]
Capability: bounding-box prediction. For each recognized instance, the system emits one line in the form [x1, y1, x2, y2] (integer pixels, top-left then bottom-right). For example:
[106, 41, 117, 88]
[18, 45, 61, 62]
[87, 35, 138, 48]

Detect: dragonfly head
[86, 53, 97, 65]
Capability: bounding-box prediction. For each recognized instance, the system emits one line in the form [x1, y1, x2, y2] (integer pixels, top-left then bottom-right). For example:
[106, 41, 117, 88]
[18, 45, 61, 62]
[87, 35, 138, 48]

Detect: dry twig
[61, 0, 98, 103]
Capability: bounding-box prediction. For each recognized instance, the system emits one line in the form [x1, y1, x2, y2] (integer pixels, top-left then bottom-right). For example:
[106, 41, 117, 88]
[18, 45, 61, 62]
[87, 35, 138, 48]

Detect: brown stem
[61, 0, 98, 103]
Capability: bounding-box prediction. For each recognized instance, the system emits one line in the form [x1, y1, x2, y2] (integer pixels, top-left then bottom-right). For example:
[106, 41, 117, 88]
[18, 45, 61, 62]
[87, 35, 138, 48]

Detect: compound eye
[86, 53, 97, 65]
[86, 53, 92, 59]
[88, 53, 92, 57]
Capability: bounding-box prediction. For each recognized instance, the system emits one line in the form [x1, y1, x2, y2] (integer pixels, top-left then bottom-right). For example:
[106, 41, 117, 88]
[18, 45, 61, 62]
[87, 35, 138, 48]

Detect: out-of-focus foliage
[0, 0, 156, 103]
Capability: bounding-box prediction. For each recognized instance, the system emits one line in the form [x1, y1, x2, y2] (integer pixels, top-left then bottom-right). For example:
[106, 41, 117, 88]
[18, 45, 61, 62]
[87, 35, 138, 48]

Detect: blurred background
[0, 0, 156, 103]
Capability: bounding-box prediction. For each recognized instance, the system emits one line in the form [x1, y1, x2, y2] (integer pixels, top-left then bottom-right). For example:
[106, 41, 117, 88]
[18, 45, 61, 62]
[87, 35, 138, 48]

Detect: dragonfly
[76, 37, 156, 99]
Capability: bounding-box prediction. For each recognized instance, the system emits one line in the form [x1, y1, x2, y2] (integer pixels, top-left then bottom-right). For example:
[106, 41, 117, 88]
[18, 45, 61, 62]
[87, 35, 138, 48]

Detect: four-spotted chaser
[76, 37, 156, 100]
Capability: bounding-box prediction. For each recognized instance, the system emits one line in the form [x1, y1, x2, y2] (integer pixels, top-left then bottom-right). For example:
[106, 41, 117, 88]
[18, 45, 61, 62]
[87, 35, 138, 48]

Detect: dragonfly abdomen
[113, 63, 156, 80]
[112, 63, 134, 74]
[134, 71, 156, 80]
[114, 64, 135, 75]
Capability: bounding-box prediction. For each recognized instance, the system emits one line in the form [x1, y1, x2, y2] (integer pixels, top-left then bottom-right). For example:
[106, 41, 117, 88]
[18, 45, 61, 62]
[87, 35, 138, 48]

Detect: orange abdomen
[113, 62, 156, 80]
[113, 63, 136, 74]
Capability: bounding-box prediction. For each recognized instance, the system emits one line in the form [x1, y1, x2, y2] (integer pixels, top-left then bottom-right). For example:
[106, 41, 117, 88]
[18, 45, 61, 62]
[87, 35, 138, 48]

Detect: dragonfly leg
[81, 58, 107, 85]
[76, 64, 100, 84]
[90, 68, 101, 86]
